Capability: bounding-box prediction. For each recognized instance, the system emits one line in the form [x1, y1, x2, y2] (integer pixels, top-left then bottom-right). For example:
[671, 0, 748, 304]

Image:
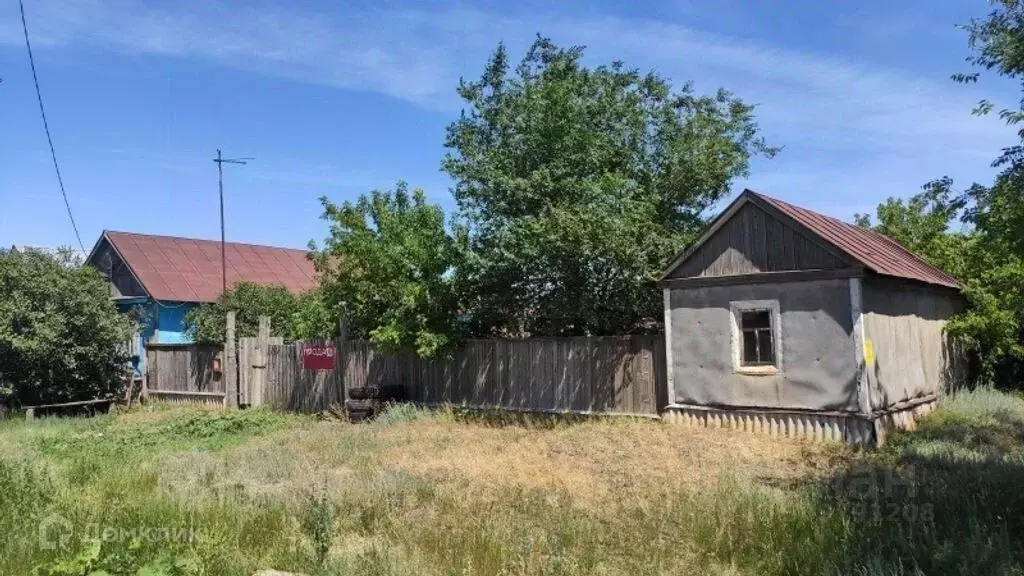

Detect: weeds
[372, 402, 433, 426]
[300, 489, 337, 569]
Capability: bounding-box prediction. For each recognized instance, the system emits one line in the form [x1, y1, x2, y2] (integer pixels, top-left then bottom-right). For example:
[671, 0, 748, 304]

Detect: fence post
[225, 311, 238, 408]
[251, 315, 270, 406]
[141, 350, 150, 403]
[338, 306, 349, 402]
[258, 316, 271, 342]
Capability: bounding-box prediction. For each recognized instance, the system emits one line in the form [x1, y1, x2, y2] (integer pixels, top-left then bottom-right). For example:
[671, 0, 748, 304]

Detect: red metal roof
[749, 190, 959, 289]
[101, 231, 317, 303]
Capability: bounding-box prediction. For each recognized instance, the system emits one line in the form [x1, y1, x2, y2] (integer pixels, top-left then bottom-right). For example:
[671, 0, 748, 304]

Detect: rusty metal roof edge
[749, 190, 960, 289]
[95, 230, 317, 303]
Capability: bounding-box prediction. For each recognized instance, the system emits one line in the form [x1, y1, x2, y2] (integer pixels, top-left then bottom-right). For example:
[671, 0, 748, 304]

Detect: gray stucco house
[659, 190, 965, 445]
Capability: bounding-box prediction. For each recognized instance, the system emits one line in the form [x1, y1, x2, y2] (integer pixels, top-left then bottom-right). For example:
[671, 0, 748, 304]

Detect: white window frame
[729, 299, 782, 375]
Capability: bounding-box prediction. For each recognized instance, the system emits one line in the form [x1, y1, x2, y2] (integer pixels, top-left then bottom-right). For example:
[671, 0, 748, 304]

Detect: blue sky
[1, 0, 1018, 252]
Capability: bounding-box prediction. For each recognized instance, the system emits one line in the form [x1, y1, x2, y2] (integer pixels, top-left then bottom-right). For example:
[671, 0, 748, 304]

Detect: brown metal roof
[99, 231, 317, 303]
[749, 190, 959, 288]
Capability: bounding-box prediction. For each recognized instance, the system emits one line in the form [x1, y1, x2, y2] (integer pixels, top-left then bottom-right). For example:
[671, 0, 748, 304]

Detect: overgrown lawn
[1, 391, 1022, 575]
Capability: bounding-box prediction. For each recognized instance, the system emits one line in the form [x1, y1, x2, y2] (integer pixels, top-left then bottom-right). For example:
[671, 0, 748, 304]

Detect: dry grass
[373, 415, 828, 503]
[149, 409, 833, 511]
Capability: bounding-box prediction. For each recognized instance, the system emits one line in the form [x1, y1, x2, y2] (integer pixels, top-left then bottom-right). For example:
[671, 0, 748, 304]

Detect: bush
[0, 248, 133, 406]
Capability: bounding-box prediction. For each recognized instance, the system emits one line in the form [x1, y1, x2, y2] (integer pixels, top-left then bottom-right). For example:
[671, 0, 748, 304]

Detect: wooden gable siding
[89, 240, 147, 298]
[669, 202, 850, 279]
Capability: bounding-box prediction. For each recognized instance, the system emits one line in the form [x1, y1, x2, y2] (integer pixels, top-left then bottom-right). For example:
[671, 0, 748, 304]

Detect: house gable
[86, 236, 148, 299]
[664, 198, 853, 280]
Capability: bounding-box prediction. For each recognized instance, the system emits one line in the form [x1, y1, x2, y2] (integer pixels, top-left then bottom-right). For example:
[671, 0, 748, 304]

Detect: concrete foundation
[662, 395, 938, 446]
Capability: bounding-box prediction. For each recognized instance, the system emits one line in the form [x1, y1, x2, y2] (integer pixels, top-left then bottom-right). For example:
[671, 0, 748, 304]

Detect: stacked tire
[345, 385, 406, 422]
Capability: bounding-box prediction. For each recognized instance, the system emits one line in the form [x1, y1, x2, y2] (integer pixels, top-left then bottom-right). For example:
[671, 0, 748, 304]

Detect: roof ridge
[747, 191, 860, 232]
[104, 230, 309, 253]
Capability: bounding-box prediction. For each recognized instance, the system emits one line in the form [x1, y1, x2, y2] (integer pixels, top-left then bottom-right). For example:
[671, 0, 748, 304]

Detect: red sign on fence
[301, 345, 336, 370]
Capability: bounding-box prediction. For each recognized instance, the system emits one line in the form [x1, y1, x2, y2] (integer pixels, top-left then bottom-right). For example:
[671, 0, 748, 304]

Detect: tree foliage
[444, 37, 776, 336]
[312, 182, 463, 357]
[0, 248, 133, 406]
[956, 0, 1024, 152]
[184, 282, 334, 344]
[951, 173, 1024, 383]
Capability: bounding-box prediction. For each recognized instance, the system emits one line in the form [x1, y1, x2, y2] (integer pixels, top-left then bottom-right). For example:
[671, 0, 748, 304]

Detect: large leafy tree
[444, 37, 776, 336]
[951, 174, 1024, 384]
[312, 182, 463, 357]
[0, 248, 134, 406]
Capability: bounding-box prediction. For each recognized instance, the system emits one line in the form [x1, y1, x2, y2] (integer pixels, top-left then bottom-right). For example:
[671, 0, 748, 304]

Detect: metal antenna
[213, 150, 254, 297]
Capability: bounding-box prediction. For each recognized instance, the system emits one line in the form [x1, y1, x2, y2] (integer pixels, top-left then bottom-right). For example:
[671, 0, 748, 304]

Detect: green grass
[0, 392, 1022, 575]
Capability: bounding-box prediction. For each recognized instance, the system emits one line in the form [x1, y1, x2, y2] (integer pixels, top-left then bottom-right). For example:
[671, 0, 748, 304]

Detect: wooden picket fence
[239, 336, 668, 416]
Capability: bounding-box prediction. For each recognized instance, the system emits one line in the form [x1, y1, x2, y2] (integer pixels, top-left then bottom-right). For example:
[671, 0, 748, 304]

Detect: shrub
[0, 248, 133, 406]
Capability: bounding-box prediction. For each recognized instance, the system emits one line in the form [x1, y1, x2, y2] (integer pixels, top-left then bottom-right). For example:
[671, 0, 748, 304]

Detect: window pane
[741, 310, 771, 329]
[742, 331, 758, 365]
[758, 329, 775, 364]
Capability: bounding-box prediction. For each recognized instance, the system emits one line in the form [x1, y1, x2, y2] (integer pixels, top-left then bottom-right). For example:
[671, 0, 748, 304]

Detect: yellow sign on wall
[864, 338, 875, 367]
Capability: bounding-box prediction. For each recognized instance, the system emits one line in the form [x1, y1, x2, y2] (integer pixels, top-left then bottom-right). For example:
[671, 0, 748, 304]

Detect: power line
[19, 0, 86, 252]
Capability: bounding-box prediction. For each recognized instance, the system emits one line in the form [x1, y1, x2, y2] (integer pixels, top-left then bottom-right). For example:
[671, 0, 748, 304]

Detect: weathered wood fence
[239, 335, 668, 416]
[144, 342, 225, 405]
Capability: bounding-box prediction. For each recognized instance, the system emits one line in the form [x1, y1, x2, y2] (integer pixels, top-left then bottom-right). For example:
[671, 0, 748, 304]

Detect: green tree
[0, 248, 134, 406]
[956, 0, 1024, 158]
[951, 174, 1024, 383]
[312, 182, 463, 357]
[184, 282, 332, 344]
[289, 290, 337, 342]
[443, 37, 776, 336]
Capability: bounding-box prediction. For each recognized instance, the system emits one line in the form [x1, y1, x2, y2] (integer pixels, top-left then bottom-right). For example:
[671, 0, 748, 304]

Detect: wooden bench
[23, 398, 116, 420]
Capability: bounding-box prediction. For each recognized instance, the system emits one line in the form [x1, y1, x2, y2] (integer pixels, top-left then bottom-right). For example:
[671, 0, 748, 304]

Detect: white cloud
[2, 0, 1014, 217]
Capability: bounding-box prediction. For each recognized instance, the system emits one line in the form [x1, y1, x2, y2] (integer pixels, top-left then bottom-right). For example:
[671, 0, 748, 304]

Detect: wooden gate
[144, 343, 225, 404]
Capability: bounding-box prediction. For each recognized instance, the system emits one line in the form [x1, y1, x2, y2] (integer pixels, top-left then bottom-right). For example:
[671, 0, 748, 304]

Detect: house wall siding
[667, 279, 859, 412]
[156, 304, 196, 344]
[669, 202, 850, 278]
[861, 278, 964, 409]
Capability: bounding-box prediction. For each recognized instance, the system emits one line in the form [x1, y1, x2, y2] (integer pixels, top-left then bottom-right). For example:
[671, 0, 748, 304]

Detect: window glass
[739, 309, 775, 366]
[757, 330, 775, 364]
[742, 330, 758, 362]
